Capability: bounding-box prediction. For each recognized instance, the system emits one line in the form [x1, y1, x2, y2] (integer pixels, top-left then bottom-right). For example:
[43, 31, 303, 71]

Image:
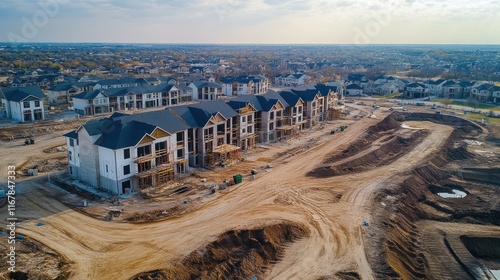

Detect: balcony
[176, 141, 185, 149]
[156, 149, 168, 155]
[135, 164, 173, 177]
[204, 134, 214, 142]
[134, 153, 155, 163]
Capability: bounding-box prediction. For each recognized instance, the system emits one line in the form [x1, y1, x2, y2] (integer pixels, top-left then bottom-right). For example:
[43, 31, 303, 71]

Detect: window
[269, 123, 274, 130]
[124, 148, 130, 159]
[123, 165, 130, 175]
[70, 139, 74, 147]
[270, 112, 274, 120]
[248, 115, 252, 122]
[177, 131, 184, 142]
[138, 161, 151, 172]
[34, 101, 40, 107]
[155, 141, 166, 152]
[137, 145, 151, 157]
[156, 154, 169, 165]
[248, 126, 253, 133]
[242, 116, 246, 122]
[242, 128, 246, 133]
[105, 165, 109, 173]
[23, 101, 30, 108]
[177, 149, 184, 158]
[68, 151, 72, 160]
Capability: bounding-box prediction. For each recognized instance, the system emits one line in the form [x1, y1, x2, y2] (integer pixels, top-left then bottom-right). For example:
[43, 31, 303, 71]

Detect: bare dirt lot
[1, 106, 499, 280]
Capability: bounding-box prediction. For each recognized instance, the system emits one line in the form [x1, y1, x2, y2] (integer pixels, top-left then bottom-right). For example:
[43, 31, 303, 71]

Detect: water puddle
[437, 189, 467, 198]
[401, 124, 423, 130]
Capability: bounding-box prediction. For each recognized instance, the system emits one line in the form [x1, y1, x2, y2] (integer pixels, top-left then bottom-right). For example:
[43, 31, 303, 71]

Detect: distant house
[94, 78, 148, 90]
[471, 83, 494, 102]
[345, 83, 363, 96]
[0, 85, 46, 122]
[274, 73, 309, 87]
[459, 81, 476, 98]
[347, 74, 368, 87]
[404, 82, 428, 99]
[73, 89, 110, 115]
[189, 81, 223, 101]
[73, 84, 189, 115]
[221, 75, 269, 96]
[490, 86, 500, 104]
[47, 82, 96, 104]
[424, 79, 447, 96]
[371, 82, 400, 96]
[441, 81, 463, 99]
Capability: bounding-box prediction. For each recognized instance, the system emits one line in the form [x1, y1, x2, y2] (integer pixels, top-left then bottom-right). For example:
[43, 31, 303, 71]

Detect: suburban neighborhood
[0, 43, 499, 280]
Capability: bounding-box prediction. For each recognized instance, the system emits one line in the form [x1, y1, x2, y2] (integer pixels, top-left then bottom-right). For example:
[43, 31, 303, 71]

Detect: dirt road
[0, 134, 66, 181]
[4, 114, 455, 279]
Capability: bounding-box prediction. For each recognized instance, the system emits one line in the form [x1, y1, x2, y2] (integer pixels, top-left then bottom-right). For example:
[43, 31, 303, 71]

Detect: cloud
[0, 0, 499, 43]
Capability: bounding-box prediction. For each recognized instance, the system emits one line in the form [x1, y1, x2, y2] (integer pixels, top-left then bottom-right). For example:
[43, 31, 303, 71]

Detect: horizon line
[2, 42, 500, 46]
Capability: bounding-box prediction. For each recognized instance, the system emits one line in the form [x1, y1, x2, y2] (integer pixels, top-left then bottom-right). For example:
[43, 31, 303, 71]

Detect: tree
[442, 99, 452, 108]
[467, 99, 479, 112]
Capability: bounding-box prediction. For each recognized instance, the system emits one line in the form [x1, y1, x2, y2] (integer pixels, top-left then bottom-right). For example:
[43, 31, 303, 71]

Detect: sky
[0, 0, 499, 44]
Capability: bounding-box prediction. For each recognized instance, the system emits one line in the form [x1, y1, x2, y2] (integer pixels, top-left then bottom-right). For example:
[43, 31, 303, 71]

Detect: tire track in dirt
[10, 113, 458, 279]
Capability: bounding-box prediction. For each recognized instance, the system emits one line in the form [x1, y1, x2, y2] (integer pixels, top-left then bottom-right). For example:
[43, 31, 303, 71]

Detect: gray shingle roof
[169, 100, 237, 128]
[314, 84, 338, 97]
[1, 85, 46, 102]
[291, 89, 320, 101]
[73, 89, 104, 100]
[191, 81, 222, 88]
[77, 109, 190, 150]
[346, 84, 363, 90]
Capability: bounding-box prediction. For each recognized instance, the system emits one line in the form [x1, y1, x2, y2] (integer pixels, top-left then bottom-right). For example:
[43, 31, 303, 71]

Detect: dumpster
[233, 174, 243, 184]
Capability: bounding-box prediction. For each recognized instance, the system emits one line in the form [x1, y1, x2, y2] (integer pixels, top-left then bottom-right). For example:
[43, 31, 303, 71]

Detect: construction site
[1, 101, 500, 280]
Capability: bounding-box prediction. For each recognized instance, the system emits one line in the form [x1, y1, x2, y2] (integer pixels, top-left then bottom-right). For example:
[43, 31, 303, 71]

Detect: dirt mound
[131, 270, 167, 280]
[324, 113, 401, 164]
[368, 112, 402, 133]
[125, 206, 182, 223]
[335, 271, 361, 280]
[396, 112, 482, 131]
[366, 112, 498, 279]
[308, 130, 429, 178]
[460, 168, 500, 186]
[0, 238, 70, 280]
[131, 223, 309, 280]
[372, 166, 499, 278]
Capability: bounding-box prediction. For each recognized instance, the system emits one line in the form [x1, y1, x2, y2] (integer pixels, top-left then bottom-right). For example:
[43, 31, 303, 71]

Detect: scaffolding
[277, 124, 300, 140]
[136, 164, 174, 189]
[328, 108, 342, 120]
[206, 144, 242, 166]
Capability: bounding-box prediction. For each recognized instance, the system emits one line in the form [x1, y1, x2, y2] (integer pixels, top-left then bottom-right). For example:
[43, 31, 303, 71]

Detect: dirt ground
[0, 104, 499, 280]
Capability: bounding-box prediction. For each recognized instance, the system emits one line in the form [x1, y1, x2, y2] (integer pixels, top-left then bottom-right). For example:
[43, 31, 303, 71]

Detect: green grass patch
[432, 99, 500, 112]
[464, 113, 500, 124]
